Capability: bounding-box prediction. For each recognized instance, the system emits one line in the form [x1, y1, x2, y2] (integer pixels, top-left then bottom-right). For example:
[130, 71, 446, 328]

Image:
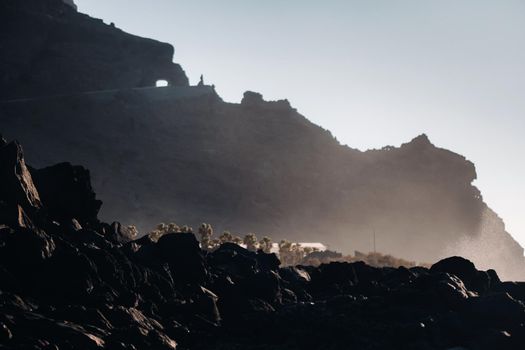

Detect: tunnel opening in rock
[155, 80, 169, 87]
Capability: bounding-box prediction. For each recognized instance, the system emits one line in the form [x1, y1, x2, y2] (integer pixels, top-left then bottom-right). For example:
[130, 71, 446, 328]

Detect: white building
[269, 242, 327, 255]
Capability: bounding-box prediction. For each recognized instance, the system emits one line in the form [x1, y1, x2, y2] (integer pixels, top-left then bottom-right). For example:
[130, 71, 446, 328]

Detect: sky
[76, 0, 525, 248]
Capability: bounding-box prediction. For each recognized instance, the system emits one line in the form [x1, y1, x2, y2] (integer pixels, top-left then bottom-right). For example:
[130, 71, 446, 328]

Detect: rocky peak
[0, 137, 101, 229]
[412, 133, 432, 144]
[402, 133, 434, 149]
[241, 91, 265, 106]
[0, 141, 42, 214]
[241, 91, 292, 110]
[62, 0, 77, 11]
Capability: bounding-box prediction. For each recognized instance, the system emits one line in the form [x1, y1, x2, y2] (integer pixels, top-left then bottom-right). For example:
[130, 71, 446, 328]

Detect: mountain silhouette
[0, 0, 523, 280]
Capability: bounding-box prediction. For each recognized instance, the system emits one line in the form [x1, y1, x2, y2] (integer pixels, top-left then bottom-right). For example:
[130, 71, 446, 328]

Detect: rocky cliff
[1, 137, 524, 349]
[0, 0, 523, 280]
[0, 0, 188, 100]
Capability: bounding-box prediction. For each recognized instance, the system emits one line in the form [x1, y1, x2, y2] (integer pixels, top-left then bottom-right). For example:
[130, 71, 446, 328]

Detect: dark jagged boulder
[492, 282, 525, 303]
[0, 228, 56, 294]
[466, 329, 520, 350]
[379, 266, 415, 289]
[430, 256, 498, 293]
[0, 322, 12, 342]
[0, 138, 40, 227]
[106, 221, 137, 244]
[309, 262, 358, 295]
[240, 270, 282, 304]
[157, 233, 208, 285]
[2, 138, 525, 349]
[39, 245, 100, 304]
[351, 260, 386, 284]
[49, 305, 114, 332]
[30, 163, 102, 227]
[0, 204, 35, 230]
[0, 141, 42, 223]
[462, 292, 525, 328]
[278, 266, 313, 302]
[1, 311, 106, 350]
[193, 287, 221, 324]
[279, 266, 311, 284]
[414, 272, 471, 307]
[209, 243, 260, 278]
[256, 250, 281, 272]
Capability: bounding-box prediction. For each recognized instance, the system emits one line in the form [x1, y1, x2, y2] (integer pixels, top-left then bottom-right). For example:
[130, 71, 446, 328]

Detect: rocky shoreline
[1, 137, 524, 349]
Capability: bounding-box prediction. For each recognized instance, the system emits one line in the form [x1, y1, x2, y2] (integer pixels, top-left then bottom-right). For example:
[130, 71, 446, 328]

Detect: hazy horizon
[75, 0, 525, 249]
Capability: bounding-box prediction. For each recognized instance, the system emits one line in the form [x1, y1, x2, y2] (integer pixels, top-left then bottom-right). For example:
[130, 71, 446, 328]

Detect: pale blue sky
[76, 0, 525, 248]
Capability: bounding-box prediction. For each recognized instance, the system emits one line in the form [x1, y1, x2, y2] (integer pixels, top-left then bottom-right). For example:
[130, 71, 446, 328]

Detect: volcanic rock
[156, 232, 208, 285]
[431, 256, 493, 293]
[0, 141, 42, 216]
[0, 142, 524, 348]
[30, 162, 102, 227]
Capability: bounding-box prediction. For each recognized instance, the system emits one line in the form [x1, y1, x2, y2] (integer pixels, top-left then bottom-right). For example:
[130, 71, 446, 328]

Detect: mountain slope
[0, 0, 523, 279]
[0, 0, 187, 100]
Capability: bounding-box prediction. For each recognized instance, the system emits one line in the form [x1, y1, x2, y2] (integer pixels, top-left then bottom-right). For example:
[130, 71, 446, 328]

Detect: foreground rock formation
[1, 138, 524, 349]
[0, 0, 523, 280]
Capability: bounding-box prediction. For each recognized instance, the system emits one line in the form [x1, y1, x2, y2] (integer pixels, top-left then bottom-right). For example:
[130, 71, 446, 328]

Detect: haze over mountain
[0, 0, 523, 280]
[75, 0, 525, 251]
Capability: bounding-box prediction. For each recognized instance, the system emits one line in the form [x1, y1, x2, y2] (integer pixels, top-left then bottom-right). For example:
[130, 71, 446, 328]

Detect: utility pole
[373, 228, 376, 254]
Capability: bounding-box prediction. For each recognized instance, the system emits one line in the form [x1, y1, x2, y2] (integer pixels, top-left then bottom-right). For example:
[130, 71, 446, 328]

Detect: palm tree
[259, 236, 272, 253]
[219, 231, 234, 244]
[181, 225, 193, 233]
[279, 240, 292, 265]
[291, 244, 304, 265]
[243, 233, 258, 251]
[198, 223, 213, 250]
[167, 222, 180, 233]
[127, 225, 139, 239]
